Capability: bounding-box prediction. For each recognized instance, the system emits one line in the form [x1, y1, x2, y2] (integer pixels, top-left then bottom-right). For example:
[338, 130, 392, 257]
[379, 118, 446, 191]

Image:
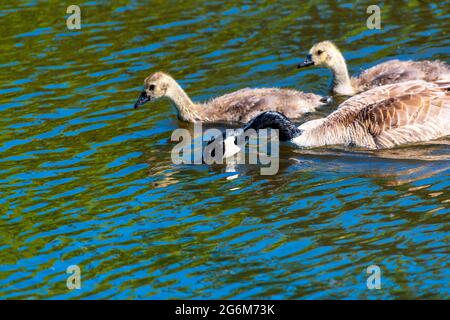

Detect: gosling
[134, 72, 330, 123]
[298, 40, 450, 96]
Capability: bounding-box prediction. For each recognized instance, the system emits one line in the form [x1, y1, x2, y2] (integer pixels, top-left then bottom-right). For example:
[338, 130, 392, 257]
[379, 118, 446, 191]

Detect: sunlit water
[0, 1, 449, 299]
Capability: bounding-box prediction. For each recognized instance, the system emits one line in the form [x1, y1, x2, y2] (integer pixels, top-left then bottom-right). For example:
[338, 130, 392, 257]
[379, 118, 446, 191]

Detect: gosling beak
[297, 54, 315, 68]
[134, 91, 151, 109]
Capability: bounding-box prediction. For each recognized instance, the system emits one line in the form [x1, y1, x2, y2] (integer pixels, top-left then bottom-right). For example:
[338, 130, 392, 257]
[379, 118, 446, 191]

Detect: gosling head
[297, 41, 341, 69]
[134, 72, 173, 109]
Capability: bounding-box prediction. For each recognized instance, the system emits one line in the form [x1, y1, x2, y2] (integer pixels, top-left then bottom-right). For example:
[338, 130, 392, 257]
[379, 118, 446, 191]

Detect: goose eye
[317, 50, 323, 55]
[149, 84, 155, 91]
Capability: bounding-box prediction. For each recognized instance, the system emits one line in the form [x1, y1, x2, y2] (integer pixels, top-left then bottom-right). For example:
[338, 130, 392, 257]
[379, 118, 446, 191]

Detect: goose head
[134, 72, 173, 109]
[298, 41, 341, 69]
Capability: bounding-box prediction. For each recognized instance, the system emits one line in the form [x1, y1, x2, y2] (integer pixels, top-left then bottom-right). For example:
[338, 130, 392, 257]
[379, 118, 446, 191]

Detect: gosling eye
[317, 50, 323, 55]
[148, 84, 155, 91]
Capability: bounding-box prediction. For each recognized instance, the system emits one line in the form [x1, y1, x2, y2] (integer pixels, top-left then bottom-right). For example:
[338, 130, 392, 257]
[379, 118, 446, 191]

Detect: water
[0, 1, 449, 299]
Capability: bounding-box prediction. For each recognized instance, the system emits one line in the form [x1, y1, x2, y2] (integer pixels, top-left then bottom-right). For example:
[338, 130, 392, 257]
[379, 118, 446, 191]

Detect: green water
[0, 1, 449, 299]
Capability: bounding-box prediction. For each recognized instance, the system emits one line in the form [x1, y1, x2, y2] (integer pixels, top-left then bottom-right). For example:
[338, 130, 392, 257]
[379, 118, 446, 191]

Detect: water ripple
[0, 0, 449, 299]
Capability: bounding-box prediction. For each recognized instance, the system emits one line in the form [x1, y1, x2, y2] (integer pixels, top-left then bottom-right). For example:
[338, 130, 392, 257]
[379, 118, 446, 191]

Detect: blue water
[0, 1, 449, 299]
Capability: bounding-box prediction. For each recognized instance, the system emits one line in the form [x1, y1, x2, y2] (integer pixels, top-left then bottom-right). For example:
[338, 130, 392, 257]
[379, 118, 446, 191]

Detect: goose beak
[297, 54, 315, 68]
[205, 131, 242, 161]
[134, 91, 151, 109]
[223, 135, 241, 158]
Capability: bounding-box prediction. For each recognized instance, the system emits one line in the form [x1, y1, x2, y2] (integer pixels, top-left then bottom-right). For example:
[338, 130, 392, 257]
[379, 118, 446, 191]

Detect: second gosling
[298, 41, 450, 96]
[134, 72, 330, 123]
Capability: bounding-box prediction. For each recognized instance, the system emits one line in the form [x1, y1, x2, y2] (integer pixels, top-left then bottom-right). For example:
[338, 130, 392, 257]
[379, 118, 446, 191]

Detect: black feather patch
[243, 111, 302, 141]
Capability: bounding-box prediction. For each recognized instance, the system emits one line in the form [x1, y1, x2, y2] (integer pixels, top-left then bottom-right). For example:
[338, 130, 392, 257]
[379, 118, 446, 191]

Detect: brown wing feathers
[352, 82, 449, 148]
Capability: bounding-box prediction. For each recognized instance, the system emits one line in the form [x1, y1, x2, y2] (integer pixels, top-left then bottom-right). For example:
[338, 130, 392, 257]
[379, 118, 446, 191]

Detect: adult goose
[217, 80, 450, 153]
[297, 41, 450, 96]
[133, 72, 330, 123]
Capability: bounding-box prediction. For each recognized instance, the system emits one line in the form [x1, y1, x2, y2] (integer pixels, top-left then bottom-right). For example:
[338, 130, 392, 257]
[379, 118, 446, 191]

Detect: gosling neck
[165, 80, 201, 122]
[328, 52, 355, 96]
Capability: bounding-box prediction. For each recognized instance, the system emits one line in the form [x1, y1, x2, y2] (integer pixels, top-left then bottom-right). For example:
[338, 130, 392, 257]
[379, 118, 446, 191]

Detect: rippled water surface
[0, 1, 449, 299]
